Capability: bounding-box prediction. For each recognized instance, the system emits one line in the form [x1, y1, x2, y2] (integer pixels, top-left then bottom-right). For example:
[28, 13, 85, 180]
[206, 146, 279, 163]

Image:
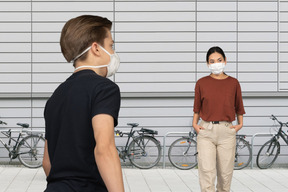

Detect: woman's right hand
[193, 124, 205, 134]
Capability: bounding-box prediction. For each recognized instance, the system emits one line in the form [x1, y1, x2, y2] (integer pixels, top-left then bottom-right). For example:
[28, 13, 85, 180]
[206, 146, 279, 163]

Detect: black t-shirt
[44, 70, 121, 191]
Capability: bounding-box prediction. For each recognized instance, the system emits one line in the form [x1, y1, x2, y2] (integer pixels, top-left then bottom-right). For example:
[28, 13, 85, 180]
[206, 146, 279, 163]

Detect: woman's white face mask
[208, 62, 225, 75]
[72, 45, 120, 77]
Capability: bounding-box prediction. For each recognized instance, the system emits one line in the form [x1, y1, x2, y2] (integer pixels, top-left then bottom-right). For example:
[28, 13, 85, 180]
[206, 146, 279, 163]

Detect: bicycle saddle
[127, 123, 139, 127]
[139, 128, 158, 135]
[17, 123, 29, 128]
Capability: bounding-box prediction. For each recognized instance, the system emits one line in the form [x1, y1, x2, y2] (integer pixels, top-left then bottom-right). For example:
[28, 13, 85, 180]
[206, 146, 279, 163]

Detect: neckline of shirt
[73, 69, 96, 74]
[68, 69, 98, 80]
[209, 75, 230, 81]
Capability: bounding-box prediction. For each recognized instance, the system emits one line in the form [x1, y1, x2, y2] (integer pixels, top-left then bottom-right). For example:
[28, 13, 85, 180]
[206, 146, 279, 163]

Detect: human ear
[91, 42, 101, 57]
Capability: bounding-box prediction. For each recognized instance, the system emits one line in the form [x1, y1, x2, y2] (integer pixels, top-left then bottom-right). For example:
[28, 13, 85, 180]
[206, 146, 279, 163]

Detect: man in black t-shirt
[43, 15, 124, 192]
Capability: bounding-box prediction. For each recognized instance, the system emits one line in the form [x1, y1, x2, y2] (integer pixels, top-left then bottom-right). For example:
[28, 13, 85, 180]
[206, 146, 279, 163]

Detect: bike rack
[162, 132, 190, 169]
[162, 132, 275, 169]
[24, 130, 45, 134]
[250, 133, 274, 169]
[0, 129, 45, 133]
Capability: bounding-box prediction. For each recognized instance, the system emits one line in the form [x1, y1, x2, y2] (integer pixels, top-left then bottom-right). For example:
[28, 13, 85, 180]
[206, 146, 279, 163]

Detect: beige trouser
[197, 120, 236, 192]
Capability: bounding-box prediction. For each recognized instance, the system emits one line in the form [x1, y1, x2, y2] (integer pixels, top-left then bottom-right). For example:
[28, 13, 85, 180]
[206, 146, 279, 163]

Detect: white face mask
[73, 45, 120, 77]
[208, 62, 225, 75]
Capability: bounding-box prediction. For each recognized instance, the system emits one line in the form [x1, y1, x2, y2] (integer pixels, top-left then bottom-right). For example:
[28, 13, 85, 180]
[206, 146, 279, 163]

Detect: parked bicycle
[168, 131, 197, 170]
[256, 114, 288, 169]
[0, 120, 45, 168]
[115, 123, 161, 169]
[168, 130, 252, 170]
[234, 135, 252, 170]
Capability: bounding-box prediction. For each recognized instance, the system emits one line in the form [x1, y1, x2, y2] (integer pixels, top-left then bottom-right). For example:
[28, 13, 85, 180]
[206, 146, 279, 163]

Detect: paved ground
[0, 165, 288, 192]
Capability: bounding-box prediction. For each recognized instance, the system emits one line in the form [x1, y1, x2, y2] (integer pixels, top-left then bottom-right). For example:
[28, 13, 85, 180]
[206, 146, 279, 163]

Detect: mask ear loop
[73, 45, 110, 72]
[71, 44, 112, 64]
[70, 46, 92, 63]
[99, 45, 112, 56]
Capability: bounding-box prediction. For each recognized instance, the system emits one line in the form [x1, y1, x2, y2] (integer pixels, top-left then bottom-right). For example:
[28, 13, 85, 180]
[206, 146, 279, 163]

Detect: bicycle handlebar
[270, 114, 277, 121]
[0, 120, 7, 125]
[115, 130, 129, 137]
[271, 114, 281, 123]
[115, 130, 122, 136]
[270, 114, 288, 127]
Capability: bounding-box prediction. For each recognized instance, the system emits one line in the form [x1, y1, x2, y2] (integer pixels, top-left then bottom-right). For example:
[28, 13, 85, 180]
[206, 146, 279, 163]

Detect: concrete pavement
[0, 165, 288, 192]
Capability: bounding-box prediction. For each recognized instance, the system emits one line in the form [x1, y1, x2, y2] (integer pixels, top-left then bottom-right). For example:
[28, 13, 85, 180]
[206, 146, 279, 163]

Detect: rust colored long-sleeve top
[193, 75, 245, 122]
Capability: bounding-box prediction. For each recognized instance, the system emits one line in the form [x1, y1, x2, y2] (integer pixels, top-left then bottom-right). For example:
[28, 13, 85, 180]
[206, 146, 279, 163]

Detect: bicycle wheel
[256, 139, 280, 169]
[128, 136, 161, 169]
[168, 137, 197, 170]
[234, 138, 252, 170]
[17, 135, 45, 168]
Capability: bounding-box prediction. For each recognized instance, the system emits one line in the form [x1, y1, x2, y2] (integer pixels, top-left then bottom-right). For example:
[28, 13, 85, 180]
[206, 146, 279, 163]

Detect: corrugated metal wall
[0, 0, 288, 165]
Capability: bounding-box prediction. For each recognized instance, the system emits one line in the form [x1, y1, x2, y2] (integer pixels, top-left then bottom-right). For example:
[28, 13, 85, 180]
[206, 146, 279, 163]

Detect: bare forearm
[237, 114, 243, 127]
[192, 112, 200, 127]
[95, 146, 124, 192]
[43, 161, 51, 177]
[231, 114, 244, 132]
[192, 112, 204, 133]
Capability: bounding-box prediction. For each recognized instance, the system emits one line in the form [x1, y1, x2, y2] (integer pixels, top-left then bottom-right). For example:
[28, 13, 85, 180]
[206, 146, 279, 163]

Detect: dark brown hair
[206, 46, 226, 63]
[60, 15, 112, 64]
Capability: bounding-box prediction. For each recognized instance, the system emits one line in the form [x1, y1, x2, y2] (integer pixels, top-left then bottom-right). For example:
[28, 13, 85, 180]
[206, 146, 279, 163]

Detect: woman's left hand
[230, 124, 242, 132]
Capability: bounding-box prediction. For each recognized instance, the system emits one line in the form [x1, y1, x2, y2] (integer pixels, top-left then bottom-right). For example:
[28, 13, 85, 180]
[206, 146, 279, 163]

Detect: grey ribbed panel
[0, 1, 287, 96]
[280, 0, 288, 90]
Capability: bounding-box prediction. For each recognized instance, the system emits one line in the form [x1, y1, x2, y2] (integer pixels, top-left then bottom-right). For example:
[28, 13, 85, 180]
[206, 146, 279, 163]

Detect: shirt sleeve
[193, 81, 201, 113]
[235, 80, 245, 115]
[91, 82, 121, 127]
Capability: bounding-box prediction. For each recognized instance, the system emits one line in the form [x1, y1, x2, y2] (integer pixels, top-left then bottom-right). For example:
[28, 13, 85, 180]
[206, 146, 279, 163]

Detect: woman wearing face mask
[43, 15, 124, 192]
[193, 46, 245, 192]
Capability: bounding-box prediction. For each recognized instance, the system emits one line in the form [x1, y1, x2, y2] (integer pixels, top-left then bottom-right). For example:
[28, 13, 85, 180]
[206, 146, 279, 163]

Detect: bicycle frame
[0, 120, 23, 159]
[274, 130, 288, 145]
[116, 127, 137, 153]
[0, 128, 43, 159]
[181, 132, 198, 156]
[182, 141, 193, 156]
[0, 130, 24, 158]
